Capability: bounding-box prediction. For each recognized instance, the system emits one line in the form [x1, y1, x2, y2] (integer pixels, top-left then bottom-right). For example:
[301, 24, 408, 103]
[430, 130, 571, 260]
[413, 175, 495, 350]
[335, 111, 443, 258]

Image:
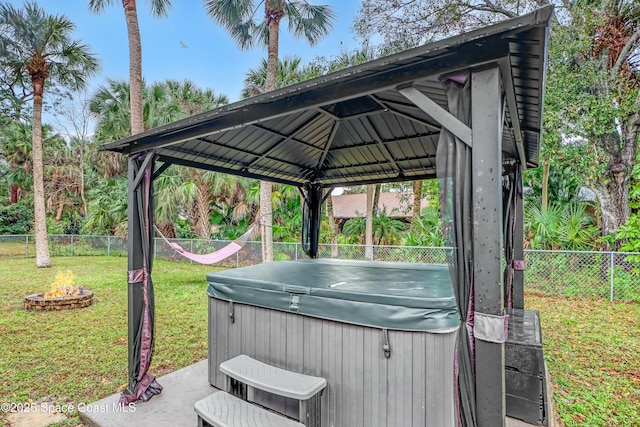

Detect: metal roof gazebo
[102, 6, 553, 426]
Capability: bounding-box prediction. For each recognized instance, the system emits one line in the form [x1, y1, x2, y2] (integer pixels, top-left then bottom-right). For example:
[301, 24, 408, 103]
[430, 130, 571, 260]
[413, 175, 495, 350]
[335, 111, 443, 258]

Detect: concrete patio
[79, 360, 217, 427]
[79, 359, 559, 427]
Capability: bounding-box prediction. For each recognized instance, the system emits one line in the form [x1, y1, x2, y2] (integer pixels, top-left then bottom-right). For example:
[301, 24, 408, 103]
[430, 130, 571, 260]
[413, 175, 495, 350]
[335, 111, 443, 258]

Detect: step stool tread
[195, 391, 304, 427]
[220, 355, 326, 400]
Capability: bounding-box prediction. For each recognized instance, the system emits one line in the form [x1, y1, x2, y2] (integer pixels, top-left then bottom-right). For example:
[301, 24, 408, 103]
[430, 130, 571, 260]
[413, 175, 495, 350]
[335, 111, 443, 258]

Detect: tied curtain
[436, 75, 477, 427]
[121, 153, 162, 404]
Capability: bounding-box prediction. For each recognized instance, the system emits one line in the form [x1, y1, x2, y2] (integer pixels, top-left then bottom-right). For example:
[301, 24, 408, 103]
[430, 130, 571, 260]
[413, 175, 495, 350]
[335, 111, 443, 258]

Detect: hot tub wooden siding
[208, 297, 458, 427]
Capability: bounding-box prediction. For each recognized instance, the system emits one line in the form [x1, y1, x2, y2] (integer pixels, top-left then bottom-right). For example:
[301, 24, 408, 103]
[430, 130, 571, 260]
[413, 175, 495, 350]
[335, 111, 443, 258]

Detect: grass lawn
[0, 255, 219, 426]
[528, 295, 640, 427]
[0, 254, 638, 426]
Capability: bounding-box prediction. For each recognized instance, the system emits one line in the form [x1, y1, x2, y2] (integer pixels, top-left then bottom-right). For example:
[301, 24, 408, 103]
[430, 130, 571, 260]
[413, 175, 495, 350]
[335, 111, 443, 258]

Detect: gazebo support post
[124, 153, 158, 402]
[302, 183, 323, 258]
[471, 66, 506, 427]
[127, 155, 145, 390]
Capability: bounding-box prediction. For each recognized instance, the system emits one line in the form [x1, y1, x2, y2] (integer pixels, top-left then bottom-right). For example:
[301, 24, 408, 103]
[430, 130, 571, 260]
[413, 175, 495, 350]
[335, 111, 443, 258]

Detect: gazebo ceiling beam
[156, 154, 306, 187]
[398, 86, 472, 147]
[328, 132, 439, 153]
[316, 120, 340, 171]
[369, 95, 442, 132]
[152, 161, 171, 180]
[244, 115, 323, 169]
[365, 116, 401, 174]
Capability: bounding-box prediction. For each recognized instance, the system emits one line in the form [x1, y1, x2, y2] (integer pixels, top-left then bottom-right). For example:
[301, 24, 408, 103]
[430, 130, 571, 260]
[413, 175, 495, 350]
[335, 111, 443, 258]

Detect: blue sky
[8, 1, 362, 102]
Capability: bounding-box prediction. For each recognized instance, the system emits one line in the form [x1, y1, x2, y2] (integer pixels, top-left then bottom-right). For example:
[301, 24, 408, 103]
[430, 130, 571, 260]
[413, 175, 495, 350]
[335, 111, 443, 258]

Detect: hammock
[154, 223, 258, 265]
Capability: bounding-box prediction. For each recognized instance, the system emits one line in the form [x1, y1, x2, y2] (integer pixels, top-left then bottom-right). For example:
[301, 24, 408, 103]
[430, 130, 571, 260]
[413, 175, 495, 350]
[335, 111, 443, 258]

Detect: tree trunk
[326, 193, 339, 257]
[373, 184, 381, 215]
[259, 0, 283, 263]
[590, 120, 638, 247]
[541, 160, 549, 211]
[31, 76, 51, 268]
[195, 181, 211, 239]
[10, 184, 19, 204]
[123, 0, 145, 135]
[411, 180, 422, 231]
[56, 200, 65, 222]
[264, 0, 281, 93]
[79, 143, 87, 216]
[259, 181, 273, 262]
[365, 184, 373, 260]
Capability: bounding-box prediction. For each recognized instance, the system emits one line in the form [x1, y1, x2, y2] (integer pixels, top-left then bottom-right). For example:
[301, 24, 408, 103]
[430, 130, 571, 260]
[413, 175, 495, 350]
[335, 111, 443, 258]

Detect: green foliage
[523, 162, 586, 206]
[372, 212, 406, 245]
[342, 213, 406, 246]
[628, 162, 640, 212]
[204, 0, 336, 51]
[405, 206, 444, 247]
[272, 187, 302, 242]
[525, 202, 599, 250]
[90, 79, 228, 144]
[0, 200, 32, 234]
[0, 2, 100, 94]
[46, 217, 66, 234]
[241, 56, 322, 98]
[341, 217, 365, 243]
[616, 216, 640, 253]
[615, 216, 640, 272]
[81, 177, 127, 235]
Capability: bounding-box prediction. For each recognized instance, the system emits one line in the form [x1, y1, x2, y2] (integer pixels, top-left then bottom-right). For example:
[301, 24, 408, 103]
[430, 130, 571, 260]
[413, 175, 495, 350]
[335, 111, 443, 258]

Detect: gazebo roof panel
[102, 6, 553, 187]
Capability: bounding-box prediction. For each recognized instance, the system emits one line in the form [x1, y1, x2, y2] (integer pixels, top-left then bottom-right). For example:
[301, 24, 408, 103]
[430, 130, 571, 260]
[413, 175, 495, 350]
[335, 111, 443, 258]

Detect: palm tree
[524, 202, 598, 251]
[205, 0, 335, 262]
[0, 2, 99, 267]
[0, 121, 32, 203]
[365, 184, 374, 259]
[44, 137, 86, 224]
[165, 79, 228, 116]
[83, 177, 129, 235]
[411, 180, 422, 232]
[241, 56, 320, 98]
[405, 206, 445, 247]
[372, 211, 405, 246]
[90, 78, 230, 237]
[88, 0, 171, 136]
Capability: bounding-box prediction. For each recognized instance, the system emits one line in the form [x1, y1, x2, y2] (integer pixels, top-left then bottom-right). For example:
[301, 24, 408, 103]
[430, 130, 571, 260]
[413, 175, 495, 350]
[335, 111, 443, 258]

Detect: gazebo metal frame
[102, 7, 553, 426]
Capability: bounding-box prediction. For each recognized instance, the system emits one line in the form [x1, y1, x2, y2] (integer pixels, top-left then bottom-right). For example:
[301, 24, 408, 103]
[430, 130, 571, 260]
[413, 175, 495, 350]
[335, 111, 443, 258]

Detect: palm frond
[204, 0, 258, 49]
[285, 1, 335, 46]
[149, 0, 173, 18]
[88, 0, 115, 14]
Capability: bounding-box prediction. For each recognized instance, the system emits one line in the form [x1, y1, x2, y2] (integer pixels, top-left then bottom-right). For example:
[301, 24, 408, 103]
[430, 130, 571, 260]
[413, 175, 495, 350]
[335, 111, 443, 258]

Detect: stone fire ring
[24, 290, 93, 311]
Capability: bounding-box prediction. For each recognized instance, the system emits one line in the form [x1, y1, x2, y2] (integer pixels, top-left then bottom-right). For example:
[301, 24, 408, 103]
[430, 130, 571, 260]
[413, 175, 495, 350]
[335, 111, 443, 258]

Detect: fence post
[107, 236, 111, 256]
[609, 252, 614, 302]
[236, 250, 239, 268]
[190, 239, 194, 264]
[25, 235, 29, 258]
[295, 245, 298, 260]
[154, 238, 157, 260]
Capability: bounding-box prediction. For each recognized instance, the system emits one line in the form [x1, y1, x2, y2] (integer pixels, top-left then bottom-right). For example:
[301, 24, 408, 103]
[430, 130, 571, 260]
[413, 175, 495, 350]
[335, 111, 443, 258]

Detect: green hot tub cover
[206, 259, 460, 332]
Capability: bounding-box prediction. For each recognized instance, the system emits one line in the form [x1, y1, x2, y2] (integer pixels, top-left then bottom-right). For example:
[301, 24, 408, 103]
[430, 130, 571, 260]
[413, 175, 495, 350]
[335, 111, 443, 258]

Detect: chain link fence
[1, 235, 638, 302]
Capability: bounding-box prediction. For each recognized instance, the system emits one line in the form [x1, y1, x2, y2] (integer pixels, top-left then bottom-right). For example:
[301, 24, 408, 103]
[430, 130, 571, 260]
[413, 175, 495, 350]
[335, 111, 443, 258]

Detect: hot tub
[207, 259, 460, 426]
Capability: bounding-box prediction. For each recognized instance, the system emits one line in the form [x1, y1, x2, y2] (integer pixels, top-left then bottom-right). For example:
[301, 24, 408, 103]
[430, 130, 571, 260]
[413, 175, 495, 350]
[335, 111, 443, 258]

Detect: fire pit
[24, 269, 93, 311]
[25, 290, 93, 311]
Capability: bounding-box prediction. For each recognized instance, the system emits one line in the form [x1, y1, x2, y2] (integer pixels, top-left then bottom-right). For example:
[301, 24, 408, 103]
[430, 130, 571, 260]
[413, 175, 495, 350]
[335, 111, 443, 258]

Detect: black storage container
[505, 309, 548, 425]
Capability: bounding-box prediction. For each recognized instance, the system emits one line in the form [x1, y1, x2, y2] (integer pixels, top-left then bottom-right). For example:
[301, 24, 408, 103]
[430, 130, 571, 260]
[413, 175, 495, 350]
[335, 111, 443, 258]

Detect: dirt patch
[4, 410, 66, 427]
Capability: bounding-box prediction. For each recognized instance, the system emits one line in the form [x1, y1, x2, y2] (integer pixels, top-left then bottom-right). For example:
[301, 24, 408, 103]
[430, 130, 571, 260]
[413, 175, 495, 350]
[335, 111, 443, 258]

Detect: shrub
[0, 201, 33, 234]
